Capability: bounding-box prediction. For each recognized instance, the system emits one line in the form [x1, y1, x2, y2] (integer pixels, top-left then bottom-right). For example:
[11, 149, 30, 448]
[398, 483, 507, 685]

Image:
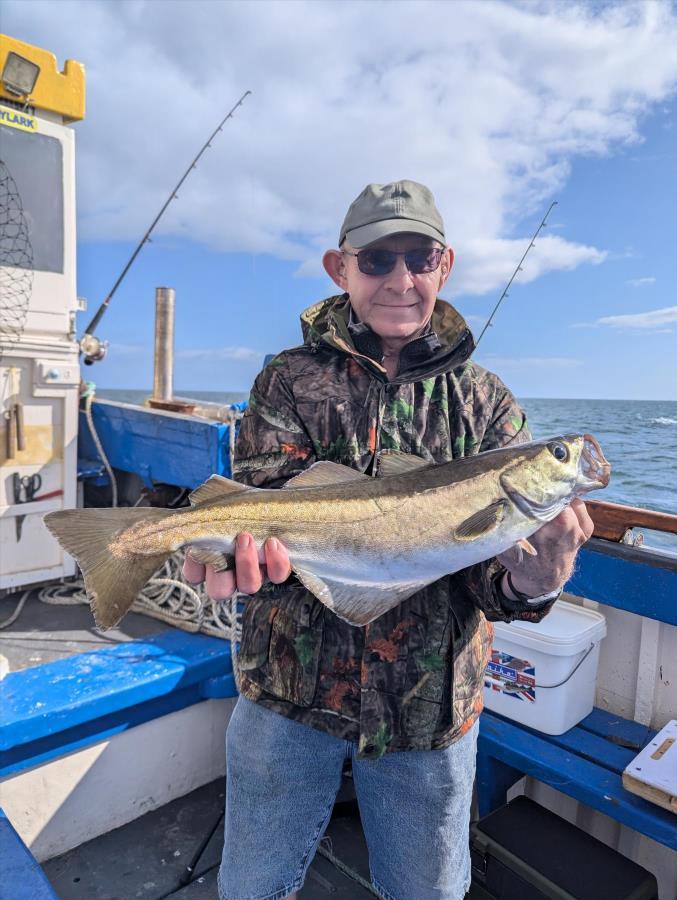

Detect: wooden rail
[586, 499, 677, 542]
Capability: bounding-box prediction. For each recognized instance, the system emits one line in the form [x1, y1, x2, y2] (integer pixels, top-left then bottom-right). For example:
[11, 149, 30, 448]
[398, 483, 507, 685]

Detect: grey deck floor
[43, 779, 376, 899]
[0, 588, 175, 672]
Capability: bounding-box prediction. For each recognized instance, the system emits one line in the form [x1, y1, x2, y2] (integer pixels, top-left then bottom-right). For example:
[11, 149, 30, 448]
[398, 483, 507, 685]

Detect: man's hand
[497, 498, 594, 598]
[182, 533, 292, 600]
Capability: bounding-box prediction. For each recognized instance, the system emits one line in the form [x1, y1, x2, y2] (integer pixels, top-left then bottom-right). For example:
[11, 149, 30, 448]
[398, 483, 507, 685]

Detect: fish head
[500, 433, 610, 524]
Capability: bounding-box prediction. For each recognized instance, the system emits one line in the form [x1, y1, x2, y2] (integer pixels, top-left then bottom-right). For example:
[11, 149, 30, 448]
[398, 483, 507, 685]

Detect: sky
[4, 0, 677, 399]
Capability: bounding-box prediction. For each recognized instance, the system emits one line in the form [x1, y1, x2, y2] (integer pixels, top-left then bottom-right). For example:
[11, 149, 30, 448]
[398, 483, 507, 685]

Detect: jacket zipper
[370, 381, 388, 477]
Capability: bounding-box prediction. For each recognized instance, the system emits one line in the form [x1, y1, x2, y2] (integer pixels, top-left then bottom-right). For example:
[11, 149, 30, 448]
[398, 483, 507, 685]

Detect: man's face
[323, 233, 453, 342]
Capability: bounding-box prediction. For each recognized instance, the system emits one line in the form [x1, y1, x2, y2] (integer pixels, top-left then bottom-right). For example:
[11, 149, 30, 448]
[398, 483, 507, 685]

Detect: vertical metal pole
[153, 287, 175, 401]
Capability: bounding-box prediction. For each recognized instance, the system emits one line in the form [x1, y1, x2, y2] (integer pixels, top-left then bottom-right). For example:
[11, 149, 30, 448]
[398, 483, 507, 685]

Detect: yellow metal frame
[0, 34, 85, 122]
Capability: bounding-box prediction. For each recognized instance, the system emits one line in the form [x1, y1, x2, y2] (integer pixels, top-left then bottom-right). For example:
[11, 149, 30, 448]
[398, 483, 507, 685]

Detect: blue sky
[6, 0, 677, 399]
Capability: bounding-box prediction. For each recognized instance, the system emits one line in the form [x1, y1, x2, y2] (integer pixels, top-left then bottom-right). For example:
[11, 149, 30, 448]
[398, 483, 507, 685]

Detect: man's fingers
[265, 537, 292, 584]
[532, 502, 590, 548]
[183, 553, 206, 585]
[186, 534, 285, 599]
[570, 498, 594, 541]
[234, 532, 263, 594]
[205, 567, 237, 601]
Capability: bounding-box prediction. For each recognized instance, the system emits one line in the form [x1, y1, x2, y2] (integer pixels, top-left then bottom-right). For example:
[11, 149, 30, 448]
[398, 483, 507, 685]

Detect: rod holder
[153, 287, 175, 402]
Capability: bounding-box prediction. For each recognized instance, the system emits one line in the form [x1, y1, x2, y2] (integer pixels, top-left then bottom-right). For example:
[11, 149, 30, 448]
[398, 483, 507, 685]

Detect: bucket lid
[492, 598, 607, 657]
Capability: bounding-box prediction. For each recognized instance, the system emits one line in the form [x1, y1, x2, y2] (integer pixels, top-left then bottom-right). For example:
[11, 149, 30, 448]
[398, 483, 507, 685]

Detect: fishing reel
[79, 332, 108, 365]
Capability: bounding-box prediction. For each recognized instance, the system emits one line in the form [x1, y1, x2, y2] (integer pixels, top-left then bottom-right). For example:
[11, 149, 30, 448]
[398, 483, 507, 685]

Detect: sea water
[522, 398, 676, 552]
[98, 390, 676, 551]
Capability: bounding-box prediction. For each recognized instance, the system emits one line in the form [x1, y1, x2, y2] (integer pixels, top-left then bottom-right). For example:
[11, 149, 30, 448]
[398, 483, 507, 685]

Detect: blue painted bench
[0, 808, 58, 899]
[0, 624, 236, 890]
[477, 537, 677, 852]
[0, 630, 236, 778]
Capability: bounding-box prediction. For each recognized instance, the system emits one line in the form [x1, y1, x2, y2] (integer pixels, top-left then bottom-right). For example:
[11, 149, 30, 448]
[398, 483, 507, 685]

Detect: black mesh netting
[0, 159, 33, 358]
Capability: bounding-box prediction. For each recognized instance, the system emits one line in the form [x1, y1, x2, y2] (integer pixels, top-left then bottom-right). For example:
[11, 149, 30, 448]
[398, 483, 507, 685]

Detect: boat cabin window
[0, 126, 64, 274]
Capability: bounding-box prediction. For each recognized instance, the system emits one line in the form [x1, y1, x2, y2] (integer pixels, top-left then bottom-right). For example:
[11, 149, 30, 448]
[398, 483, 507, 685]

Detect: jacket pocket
[238, 592, 278, 671]
[238, 583, 324, 707]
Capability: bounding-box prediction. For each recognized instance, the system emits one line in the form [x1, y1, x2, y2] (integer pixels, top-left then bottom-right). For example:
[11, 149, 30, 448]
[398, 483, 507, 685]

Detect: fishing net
[0, 160, 33, 360]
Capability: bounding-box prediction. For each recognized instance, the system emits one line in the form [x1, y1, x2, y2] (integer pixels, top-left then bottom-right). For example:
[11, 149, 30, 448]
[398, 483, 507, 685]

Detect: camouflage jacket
[234, 294, 556, 759]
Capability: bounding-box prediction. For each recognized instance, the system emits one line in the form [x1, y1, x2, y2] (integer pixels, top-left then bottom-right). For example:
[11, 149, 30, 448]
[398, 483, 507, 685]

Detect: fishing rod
[80, 89, 252, 364]
[474, 200, 558, 349]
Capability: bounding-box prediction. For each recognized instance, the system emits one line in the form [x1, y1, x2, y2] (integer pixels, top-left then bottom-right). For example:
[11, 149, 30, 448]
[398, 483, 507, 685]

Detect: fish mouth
[577, 433, 611, 492]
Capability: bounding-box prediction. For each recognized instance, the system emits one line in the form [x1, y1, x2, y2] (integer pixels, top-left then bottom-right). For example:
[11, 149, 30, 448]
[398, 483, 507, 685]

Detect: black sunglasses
[343, 246, 444, 276]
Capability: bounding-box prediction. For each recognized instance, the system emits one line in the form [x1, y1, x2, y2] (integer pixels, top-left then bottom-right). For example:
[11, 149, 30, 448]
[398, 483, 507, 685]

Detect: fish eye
[548, 441, 569, 462]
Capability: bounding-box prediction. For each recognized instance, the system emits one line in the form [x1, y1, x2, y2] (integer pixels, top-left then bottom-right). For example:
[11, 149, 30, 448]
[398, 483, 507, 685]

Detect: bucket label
[485, 650, 536, 702]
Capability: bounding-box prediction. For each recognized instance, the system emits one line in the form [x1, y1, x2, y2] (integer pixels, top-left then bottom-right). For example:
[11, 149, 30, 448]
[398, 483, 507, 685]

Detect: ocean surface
[98, 390, 677, 551]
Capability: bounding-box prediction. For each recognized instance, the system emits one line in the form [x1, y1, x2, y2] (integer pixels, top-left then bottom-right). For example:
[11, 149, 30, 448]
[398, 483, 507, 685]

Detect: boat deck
[0, 588, 176, 672]
[42, 778, 377, 899]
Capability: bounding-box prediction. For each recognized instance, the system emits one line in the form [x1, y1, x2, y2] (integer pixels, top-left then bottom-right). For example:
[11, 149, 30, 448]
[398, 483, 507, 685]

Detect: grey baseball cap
[339, 180, 446, 248]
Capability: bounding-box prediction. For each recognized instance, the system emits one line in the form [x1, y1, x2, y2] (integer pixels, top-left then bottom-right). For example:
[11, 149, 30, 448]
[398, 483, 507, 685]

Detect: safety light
[1, 51, 40, 97]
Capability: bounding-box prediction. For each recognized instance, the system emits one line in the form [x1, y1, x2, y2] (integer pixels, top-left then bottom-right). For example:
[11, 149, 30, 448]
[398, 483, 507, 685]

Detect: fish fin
[377, 451, 431, 478]
[187, 548, 231, 571]
[283, 461, 369, 489]
[292, 566, 424, 627]
[44, 507, 171, 629]
[189, 475, 252, 505]
[516, 537, 538, 557]
[454, 500, 508, 540]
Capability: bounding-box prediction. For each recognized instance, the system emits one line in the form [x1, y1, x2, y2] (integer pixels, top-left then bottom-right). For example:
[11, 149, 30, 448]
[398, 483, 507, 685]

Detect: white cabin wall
[654, 623, 677, 726]
[580, 597, 676, 730]
[589, 602, 643, 720]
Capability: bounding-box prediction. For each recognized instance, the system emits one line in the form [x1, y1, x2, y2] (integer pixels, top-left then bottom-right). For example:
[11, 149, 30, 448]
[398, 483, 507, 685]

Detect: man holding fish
[46, 181, 609, 899]
[183, 182, 602, 900]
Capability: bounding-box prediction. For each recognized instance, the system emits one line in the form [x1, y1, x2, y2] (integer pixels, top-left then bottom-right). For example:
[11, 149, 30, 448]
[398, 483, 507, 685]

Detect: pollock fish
[44, 433, 610, 629]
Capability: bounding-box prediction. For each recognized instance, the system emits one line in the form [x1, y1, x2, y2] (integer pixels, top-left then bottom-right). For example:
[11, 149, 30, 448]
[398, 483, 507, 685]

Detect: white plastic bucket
[483, 598, 607, 735]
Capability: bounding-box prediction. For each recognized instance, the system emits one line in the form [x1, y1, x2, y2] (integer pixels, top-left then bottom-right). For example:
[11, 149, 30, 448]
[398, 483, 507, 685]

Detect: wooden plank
[477, 714, 677, 849]
[622, 772, 677, 815]
[587, 500, 677, 542]
[1, 630, 233, 752]
[484, 711, 636, 775]
[578, 708, 654, 751]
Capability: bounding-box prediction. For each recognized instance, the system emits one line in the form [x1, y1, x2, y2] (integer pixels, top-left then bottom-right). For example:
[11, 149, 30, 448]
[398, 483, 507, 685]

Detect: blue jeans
[218, 696, 478, 900]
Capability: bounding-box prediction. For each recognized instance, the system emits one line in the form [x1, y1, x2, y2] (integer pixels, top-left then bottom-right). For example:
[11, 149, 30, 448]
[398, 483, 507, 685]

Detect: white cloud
[595, 306, 677, 330]
[626, 276, 657, 287]
[449, 235, 606, 296]
[177, 346, 263, 362]
[5, 0, 677, 296]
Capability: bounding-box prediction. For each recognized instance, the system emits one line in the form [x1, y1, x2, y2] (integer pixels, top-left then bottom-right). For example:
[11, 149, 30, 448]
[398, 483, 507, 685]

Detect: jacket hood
[299, 293, 475, 383]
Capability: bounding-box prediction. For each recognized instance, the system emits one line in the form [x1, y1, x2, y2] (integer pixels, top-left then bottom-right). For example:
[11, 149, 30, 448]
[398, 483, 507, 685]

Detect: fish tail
[44, 507, 172, 629]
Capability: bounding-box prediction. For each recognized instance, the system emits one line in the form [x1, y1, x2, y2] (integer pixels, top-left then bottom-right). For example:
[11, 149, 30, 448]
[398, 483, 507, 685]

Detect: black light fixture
[1, 51, 40, 97]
